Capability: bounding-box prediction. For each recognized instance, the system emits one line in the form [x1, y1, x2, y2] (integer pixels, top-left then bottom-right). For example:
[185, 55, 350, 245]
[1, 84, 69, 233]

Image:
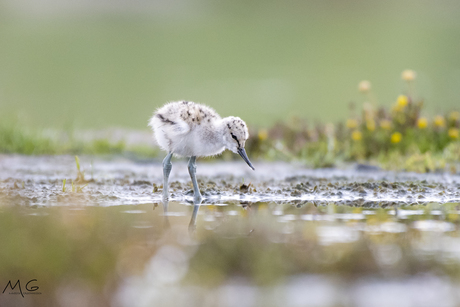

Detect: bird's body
[149, 101, 254, 203]
[150, 101, 225, 157]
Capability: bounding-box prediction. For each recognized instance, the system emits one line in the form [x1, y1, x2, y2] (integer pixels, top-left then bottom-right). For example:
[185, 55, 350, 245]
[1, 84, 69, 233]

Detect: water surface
[1, 155, 460, 307]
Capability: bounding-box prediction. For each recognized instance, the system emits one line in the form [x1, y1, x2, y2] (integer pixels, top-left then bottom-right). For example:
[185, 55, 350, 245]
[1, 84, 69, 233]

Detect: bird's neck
[216, 118, 228, 137]
[215, 118, 231, 146]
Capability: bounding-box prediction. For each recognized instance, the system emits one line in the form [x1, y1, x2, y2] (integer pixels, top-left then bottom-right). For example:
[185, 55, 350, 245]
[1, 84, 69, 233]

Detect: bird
[149, 100, 254, 203]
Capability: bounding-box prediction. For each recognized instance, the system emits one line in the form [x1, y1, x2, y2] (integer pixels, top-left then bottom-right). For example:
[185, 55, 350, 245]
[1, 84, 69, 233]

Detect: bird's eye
[230, 133, 241, 147]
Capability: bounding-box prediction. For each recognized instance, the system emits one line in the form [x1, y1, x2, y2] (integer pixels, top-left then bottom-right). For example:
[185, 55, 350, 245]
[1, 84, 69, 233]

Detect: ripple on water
[316, 226, 360, 245]
[412, 220, 456, 232]
[122, 210, 147, 214]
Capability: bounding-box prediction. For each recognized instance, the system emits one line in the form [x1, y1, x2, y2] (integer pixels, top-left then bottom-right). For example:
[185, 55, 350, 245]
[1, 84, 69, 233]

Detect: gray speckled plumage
[149, 100, 254, 204]
[149, 101, 250, 158]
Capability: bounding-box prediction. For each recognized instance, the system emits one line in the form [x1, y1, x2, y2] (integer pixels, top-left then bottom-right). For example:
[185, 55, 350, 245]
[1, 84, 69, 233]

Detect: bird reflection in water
[160, 197, 203, 232]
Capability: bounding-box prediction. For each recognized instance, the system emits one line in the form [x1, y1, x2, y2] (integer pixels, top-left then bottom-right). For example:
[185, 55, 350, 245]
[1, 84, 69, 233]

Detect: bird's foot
[193, 193, 203, 205]
[188, 222, 197, 233]
[162, 192, 170, 204]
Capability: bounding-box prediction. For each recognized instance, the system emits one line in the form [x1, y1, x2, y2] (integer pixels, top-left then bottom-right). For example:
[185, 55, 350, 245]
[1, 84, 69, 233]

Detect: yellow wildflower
[391, 132, 402, 143]
[351, 130, 362, 141]
[449, 111, 460, 121]
[380, 119, 392, 130]
[397, 95, 409, 108]
[448, 128, 459, 139]
[366, 119, 376, 131]
[402, 69, 416, 81]
[346, 119, 358, 129]
[258, 129, 268, 141]
[434, 115, 445, 127]
[358, 80, 371, 93]
[417, 117, 428, 129]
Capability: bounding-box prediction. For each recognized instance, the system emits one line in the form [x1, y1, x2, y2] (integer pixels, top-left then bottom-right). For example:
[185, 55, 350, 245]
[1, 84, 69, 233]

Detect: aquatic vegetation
[74, 156, 85, 183]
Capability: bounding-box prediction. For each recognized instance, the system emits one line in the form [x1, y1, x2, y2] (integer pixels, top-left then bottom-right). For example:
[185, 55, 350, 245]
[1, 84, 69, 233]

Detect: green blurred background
[1, 0, 459, 129]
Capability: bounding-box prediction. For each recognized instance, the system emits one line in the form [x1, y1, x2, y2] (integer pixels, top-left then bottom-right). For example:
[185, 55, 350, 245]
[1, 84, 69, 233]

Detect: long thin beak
[237, 148, 255, 170]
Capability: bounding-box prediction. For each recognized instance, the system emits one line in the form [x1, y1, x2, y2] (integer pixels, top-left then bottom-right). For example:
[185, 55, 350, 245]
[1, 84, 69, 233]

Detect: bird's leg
[188, 202, 201, 233]
[162, 152, 173, 203]
[187, 156, 202, 203]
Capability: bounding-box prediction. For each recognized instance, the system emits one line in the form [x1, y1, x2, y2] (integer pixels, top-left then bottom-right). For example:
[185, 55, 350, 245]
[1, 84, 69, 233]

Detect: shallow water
[1, 155, 460, 307]
[1, 155, 459, 206]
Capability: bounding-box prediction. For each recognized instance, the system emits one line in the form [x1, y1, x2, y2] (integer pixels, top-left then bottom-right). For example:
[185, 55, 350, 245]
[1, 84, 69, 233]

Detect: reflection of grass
[0, 205, 158, 301]
[1, 201, 460, 305]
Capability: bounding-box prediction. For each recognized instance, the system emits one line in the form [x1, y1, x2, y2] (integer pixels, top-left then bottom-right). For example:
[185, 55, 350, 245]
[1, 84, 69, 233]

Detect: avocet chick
[149, 101, 254, 202]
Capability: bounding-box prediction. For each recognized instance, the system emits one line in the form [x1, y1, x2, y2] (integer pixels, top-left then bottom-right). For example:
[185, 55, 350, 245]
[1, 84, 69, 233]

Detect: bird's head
[222, 116, 255, 170]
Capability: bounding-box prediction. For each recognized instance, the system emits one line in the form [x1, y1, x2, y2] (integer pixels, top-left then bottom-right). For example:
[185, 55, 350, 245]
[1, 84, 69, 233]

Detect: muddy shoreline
[1, 155, 459, 207]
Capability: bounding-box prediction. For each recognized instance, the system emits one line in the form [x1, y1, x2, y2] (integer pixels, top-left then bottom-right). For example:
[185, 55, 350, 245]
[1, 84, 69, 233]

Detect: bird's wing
[172, 118, 191, 135]
[153, 112, 190, 135]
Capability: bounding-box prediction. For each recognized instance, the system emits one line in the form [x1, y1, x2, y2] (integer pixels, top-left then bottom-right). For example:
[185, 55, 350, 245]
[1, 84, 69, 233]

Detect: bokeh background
[1, 2, 460, 306]
[1, 0, 460, 130]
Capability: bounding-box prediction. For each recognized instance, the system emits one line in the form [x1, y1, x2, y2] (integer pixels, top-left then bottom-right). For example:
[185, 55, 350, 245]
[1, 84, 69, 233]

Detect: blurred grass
[0, 122, 56, 155]
[244, 71, 460, 172]
[1, 70, 459, 173]
[1, 0, 460, 128]
[0, 122, 158, 156]
[5, 70, 458, 173]
[1, 0, 460, 171]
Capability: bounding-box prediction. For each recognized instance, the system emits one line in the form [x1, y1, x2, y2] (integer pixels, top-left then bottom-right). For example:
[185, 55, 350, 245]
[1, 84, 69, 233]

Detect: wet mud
[1, 155, 459, 207]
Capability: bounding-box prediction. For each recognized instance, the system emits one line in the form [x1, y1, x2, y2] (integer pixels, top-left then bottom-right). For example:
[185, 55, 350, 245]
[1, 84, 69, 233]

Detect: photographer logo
[2, 279, 41, 297]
